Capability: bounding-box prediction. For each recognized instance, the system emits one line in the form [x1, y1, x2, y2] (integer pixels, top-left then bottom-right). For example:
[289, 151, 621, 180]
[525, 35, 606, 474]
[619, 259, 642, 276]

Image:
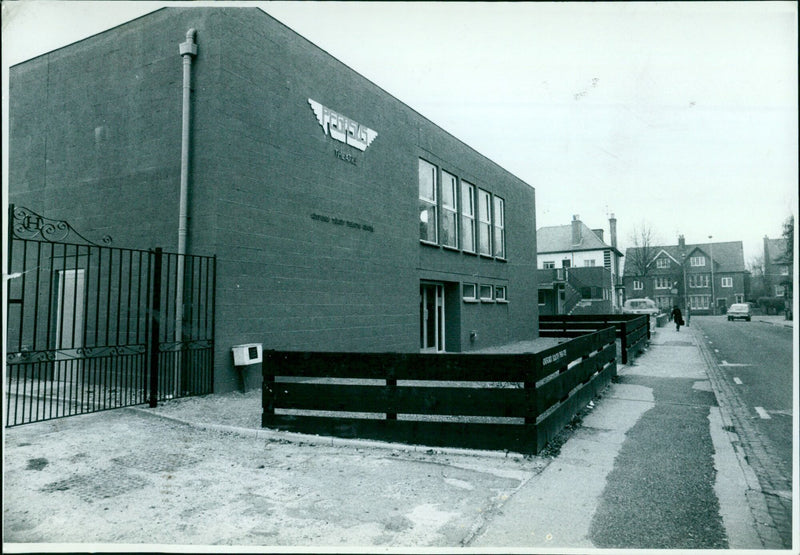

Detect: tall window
[441, 171, 458, 248]
[493, 196, 505, 258]
[633, 280, 643, 290]
[419, 160, 438, 244]
[461, 181, 476, 253]
[478, 189, 492, 256]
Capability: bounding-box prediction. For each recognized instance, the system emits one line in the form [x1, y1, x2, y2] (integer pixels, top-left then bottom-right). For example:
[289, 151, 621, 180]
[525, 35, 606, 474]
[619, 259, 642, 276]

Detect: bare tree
[748, 254, 767, 299]
[627, 222, 658, 278]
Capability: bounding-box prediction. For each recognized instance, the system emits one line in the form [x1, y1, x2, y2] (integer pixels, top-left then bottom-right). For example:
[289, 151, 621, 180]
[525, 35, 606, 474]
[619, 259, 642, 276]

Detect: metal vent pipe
[175, 28, 197, 395]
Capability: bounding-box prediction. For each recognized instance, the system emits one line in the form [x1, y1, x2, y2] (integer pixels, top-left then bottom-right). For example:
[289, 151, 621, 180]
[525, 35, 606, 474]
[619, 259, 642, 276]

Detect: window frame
[460, 181, 476, 254]
[633, 280, 643, 290]
[543, 261, 555, 269]
[495, 285, 508, 303]
[440, 170, 459, 249]
[462, 282, 478, 303]
[690, 256, 706, 267]
[479, 284, 494, 302]
[656, 258, 670, 269]
[721, 276, 733, 288]
[477, 189, 492, 256]
[493, 195, 505, 259]
[418, 159, 438, 245]
[654, 277, 671, 289]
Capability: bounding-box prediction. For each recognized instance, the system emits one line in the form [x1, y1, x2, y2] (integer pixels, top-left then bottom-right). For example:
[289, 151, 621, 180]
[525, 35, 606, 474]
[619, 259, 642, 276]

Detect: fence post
[525, 355, 540, 454]
[148, 248, 163, 408]
[620, 322, 628, 365]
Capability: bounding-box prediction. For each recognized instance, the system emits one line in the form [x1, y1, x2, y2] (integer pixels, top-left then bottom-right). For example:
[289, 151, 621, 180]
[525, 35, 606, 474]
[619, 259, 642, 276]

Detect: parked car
[727, 303, 751, 321]
[621, 298, 661, 316]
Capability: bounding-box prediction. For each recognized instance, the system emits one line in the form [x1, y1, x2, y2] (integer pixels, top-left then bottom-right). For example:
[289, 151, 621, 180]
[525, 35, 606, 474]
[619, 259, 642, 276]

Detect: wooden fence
[539, 314, 649, 364]
[262, 327, 616, 455]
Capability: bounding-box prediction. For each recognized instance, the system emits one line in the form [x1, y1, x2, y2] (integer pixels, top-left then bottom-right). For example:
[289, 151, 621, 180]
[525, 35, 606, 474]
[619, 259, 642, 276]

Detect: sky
[2, 1, 798, 268]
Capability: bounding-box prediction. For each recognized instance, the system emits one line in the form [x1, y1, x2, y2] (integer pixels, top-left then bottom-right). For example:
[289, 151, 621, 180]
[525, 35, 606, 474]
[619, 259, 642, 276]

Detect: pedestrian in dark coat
[671, 306, 683, 331]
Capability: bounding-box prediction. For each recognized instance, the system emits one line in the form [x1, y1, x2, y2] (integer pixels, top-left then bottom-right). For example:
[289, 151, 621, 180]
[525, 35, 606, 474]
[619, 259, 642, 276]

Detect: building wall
[538, 249, 604, 268]
[9, 8, 539, 392]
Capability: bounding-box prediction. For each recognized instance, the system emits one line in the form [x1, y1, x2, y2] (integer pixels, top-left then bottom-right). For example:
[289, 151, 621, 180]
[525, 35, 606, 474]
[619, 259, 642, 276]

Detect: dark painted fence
[262, 327, 616, 454]
[539, 314, 649, 364]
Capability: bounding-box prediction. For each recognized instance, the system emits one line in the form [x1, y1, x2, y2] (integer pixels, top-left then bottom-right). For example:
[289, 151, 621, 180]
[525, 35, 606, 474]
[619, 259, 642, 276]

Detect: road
[691, 315, 793, 547]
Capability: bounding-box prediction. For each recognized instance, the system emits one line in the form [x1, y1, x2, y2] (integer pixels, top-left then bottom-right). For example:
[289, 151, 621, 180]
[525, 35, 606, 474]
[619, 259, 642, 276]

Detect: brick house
[623, 235, 747, 315]
[536, 215, 624, 315]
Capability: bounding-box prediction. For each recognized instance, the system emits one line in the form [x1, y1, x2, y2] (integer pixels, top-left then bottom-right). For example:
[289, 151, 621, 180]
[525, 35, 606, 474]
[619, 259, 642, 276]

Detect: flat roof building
[8, 8, 539, 392]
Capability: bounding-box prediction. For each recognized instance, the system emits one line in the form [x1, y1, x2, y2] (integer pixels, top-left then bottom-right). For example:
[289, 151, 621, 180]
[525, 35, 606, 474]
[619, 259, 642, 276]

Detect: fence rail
[539, 314, 649, 364]
[262, 327, 616, 454]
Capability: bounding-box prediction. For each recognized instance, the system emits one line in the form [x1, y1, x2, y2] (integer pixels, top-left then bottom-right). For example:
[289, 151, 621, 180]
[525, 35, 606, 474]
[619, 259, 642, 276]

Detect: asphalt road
[691, 315, 793, 546]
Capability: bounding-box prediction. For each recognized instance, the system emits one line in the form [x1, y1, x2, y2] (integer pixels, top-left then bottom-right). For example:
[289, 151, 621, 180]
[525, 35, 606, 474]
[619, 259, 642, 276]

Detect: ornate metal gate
[5, 205, 215, 427]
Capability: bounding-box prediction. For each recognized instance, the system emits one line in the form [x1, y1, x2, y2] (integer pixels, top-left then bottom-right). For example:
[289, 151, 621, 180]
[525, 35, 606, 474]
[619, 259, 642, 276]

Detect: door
[55, 269, 85, 382]
[420, 283, 445, 352]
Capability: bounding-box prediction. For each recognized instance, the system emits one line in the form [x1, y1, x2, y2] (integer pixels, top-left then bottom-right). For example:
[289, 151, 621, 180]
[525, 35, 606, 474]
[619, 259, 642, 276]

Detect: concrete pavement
[3, 324, 791, 550]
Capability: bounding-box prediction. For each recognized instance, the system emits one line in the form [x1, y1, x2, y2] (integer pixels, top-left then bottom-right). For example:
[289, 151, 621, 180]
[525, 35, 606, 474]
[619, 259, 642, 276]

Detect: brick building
[8, 8, 539, 392]
[623, 236, 747, 315]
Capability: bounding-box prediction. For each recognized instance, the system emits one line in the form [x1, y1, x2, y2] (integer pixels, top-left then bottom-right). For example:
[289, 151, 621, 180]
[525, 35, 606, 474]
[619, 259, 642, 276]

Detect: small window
[496, 285, 507, 302]
[462, 283, 477, 302]
[633, 280, 643, 290]
[657, 258, 670, 268]
[479, 284, 494, 302]
[562, 259, 571, 268]
[690, 256, 706, 267]
[721, 277, 733, 288]
[583, 259, 596, 267]
[654, 277, 671, 289]
[543, 261, 555, 269]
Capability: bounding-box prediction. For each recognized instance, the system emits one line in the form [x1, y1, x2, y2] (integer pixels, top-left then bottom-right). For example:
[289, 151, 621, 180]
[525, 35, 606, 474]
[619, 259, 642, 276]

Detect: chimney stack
[678, 234, 685, 250]
[572, 215, 582, 245]
[609, 213, 617, 248]
[592, 228, 604, 241]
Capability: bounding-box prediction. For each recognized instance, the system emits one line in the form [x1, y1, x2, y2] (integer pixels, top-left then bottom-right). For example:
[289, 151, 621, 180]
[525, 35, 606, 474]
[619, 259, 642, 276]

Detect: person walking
[671, 305, 684, 331]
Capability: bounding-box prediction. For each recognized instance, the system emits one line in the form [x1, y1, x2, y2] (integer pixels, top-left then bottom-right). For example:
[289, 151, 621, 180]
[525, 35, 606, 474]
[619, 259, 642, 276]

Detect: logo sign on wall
[308, 99, 378, 152]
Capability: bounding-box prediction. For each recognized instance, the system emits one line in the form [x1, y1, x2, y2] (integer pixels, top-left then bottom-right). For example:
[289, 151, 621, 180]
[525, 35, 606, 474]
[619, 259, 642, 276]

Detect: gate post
[148, 248, 163, 407]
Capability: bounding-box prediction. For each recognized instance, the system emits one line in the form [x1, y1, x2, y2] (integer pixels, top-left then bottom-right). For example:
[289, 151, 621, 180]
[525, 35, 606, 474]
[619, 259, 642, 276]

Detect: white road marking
[720, 362, 752, 367]
[733, 377, 743, 385]
[754, 407, 771, 420]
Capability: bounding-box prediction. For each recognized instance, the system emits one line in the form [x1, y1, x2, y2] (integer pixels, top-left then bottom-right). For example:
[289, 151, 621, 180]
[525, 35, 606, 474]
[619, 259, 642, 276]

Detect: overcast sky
[3, 1, 798, 267]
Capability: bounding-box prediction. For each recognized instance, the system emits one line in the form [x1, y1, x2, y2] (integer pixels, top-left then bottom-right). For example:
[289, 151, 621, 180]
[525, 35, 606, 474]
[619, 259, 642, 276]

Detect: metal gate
[5, 205, 215, 427]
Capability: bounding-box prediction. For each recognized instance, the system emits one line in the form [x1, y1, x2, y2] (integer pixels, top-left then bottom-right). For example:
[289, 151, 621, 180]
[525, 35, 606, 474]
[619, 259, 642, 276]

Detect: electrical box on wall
[231, 343, 263, 366]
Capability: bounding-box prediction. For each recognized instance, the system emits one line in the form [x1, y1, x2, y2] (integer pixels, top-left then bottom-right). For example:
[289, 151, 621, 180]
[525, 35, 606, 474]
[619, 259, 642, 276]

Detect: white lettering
[309, 99, 378, 152]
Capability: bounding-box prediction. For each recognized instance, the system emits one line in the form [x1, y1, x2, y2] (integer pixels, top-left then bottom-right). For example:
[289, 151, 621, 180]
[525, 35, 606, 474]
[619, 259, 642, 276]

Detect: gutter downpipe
[176, 29, 197, 396]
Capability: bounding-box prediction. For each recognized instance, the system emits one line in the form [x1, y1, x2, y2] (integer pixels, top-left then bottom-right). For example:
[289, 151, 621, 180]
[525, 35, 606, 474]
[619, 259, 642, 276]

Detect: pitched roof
[765, 237, 789, 263]
[623, 241, 746, 276]
[537, 222, 622, 255]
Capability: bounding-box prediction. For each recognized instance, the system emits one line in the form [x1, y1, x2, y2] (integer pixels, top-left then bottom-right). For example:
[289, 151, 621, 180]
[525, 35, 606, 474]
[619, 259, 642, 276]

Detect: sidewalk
[753, 314, 794, 328]
[2, 327, 774, 550]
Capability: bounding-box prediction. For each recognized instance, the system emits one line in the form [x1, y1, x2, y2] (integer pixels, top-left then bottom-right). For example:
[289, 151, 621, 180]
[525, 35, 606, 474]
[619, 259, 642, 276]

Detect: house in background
[623, 235, 747, 315]
[536, 215, 624, 315]
[763, 236, 791, 298]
